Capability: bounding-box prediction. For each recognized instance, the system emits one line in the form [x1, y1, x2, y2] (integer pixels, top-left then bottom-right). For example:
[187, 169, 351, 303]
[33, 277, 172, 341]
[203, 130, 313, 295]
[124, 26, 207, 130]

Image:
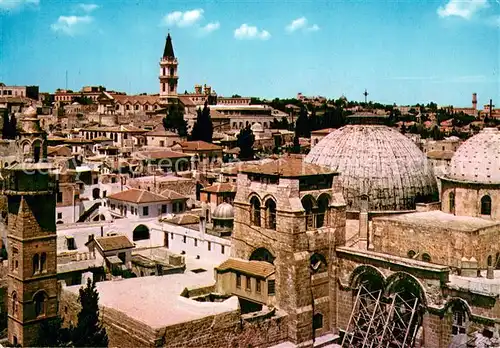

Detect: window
[67, 237, 76, 250]
[11, 292, 18, 316]
[207, 242, 211, 251]
[481, 195, 492, 216]
[103, 190, 107, 198]
[268, 279, 275, 295]
[449, 192, 455, 214]
[256, 280, 261, 293]
[133, 225, 150, 241]
[452, 311, 467, 335]
[57, 192, 63, 203]
[302, 196, 315, 230]
[313, 313, 323, 330]
[316, 195, 329, 228]
[143, 206, 149, 216]
[183, 236, 186, 243]
[246, 276, 251, 290]
[250, 197, 261, 226]
[310, 253, 327, 273]
[408, 250, 416, 259]
[221, 245, 225, 254]
[33, 254, 39, 275]
[194, 238, 198, 247]
[160, 141, 165, 147]
[265, 199, 277, 230]
[422, 253, 431, 262]
[34, 292, 46, 317]
[171, 233, 174, 239]
[57, 212, 62, 219]
[236, 274, 241, 288]
[488, 255, 493, 267]
[40, 252, 46, 272]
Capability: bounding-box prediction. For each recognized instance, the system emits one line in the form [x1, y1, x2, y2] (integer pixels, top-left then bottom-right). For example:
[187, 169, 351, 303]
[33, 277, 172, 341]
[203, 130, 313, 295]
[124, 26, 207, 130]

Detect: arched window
[40, 252, 46, 272]
[32, 141, 41, 163]
[481, 195, 492, 216]
[33, 254, 39, 275]
[265, 199, 276, 230]
[302, 196, 316, 230]
[313, 313, 323, 330]
[422, 253, 431, 262]
[133, 225, 150, 241]
[316, 195, 329, 228]
[250, 197, 261, 227]
[34, 292, 46, 317]
[11, 292, 18, 316]
[408, 250, 416, 259]
[250, 248, 275, 264]
[92, 188, 100, 200]
[310, 253, 327, 273]
[452, 310, 467, 336]
[487, 255, 492, 267]
[449, 191, 455, 214]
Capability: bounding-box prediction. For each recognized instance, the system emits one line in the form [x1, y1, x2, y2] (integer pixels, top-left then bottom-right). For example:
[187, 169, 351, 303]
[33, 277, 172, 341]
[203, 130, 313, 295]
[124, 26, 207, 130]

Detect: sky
[0, 0, 498, 107]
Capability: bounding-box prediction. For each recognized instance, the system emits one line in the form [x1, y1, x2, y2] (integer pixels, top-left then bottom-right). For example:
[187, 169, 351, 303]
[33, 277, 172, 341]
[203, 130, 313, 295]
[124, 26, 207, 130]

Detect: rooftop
[63, 272, 238, 328]
[201, 182, 236, 193]
[216, 258, 275, 278]
[94, 235, 134, 252]
[107, 188, 175, 204]
[374, 210, 500, 232]
[242, 157, 336, 178]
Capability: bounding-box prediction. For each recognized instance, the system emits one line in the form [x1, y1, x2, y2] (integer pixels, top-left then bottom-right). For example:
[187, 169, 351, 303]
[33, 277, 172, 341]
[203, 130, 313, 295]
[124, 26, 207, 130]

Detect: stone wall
[372, 217, 500, 268]
[59, 287, 289, 347]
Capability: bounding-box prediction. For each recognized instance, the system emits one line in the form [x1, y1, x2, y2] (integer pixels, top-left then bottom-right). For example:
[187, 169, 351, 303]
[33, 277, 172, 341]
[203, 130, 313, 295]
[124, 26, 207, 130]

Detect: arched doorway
[133, 224, 150, 241]
[92, 188, 100, 200]
[249, 248, 275, 264]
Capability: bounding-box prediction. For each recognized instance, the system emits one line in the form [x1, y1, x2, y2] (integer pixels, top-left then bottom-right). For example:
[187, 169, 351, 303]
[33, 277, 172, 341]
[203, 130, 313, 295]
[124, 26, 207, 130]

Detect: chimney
[460, 257, 478, 277]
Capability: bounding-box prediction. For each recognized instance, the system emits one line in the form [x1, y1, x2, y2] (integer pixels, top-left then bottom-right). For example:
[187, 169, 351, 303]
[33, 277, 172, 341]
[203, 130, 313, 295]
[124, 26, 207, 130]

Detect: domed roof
[213, 202, 234, 220]
[251, 123, 263, 133]
[447, 127, 500, 184]
[305, 124, 437, 212]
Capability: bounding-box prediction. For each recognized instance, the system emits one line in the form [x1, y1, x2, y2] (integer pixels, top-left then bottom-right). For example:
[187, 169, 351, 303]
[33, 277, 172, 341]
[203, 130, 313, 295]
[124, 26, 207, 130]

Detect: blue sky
[0, 0, 498, 106]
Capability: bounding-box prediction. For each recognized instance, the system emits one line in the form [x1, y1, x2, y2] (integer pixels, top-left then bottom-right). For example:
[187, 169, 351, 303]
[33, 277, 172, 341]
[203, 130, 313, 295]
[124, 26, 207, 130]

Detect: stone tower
[3, 107, 58, 347]
[159, 33, 178, 105]
[231, 157, 346, 344]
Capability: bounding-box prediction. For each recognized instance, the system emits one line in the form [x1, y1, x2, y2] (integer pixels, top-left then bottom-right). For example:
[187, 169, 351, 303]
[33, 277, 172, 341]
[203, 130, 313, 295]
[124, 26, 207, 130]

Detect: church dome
[305, 120, 437, 212]
[213, 202, 234, 220]
[447, 127, 500, 184]
[251, 123, 264, 133]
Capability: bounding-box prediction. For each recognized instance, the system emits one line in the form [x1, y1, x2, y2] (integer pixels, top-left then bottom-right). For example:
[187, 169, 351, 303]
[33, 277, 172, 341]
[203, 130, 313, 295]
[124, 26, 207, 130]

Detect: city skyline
[0, 0, 499, 107]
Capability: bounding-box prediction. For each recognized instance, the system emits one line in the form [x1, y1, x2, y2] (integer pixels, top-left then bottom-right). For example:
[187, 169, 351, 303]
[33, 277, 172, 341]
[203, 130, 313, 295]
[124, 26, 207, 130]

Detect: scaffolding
[342, 285, 421, 348]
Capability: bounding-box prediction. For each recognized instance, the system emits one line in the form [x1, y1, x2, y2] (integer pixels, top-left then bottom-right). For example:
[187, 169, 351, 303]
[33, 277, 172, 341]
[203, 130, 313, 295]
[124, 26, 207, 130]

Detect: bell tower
[3, 107, 58, 347]
[230, 157, 346, 344]
[159, 33, 178, 105]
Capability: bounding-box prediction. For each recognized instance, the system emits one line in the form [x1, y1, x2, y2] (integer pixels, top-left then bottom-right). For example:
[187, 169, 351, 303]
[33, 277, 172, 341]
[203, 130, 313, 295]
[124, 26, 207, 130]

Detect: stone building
[2, 107, 58, 346]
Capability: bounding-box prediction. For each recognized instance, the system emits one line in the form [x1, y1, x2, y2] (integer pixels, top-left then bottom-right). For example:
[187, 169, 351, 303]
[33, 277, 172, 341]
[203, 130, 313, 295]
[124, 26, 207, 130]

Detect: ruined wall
[372, 218, 500, 268]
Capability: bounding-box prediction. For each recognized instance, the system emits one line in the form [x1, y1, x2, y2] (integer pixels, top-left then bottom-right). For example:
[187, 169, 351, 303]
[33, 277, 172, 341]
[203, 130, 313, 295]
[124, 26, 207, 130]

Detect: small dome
[447, 128, 500, 184]
[251, 123, 264, 133]
[213, 202, 234, 220]
[23, 106, 37, 117]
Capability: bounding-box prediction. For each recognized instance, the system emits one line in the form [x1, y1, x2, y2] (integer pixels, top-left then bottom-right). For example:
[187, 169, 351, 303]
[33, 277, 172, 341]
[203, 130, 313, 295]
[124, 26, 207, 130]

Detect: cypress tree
[2, 110, 10, 139]
[9, 114, 17, 139]
[72, 278, 108, 347]
[236, 125, 255, 161]
[190, 102, 213, 142]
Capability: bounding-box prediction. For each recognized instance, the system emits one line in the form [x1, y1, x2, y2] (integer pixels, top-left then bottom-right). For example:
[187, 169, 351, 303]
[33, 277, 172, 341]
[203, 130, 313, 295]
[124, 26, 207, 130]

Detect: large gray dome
[447, 127, 500, 184]
[305, 123, 438, 212]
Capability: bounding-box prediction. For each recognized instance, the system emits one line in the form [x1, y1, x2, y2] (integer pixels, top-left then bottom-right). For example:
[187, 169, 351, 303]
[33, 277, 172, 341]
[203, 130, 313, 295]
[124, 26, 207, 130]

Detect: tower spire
[163, 32, 175, 59]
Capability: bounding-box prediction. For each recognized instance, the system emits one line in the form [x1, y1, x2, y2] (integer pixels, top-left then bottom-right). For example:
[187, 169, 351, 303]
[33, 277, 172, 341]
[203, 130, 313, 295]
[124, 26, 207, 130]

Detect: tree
[309, 108, 320, 131]
[291, 135, 301, 154]
[9, 114, 17, 139]
[295, 106, 310, 138]
[35, 317, 73, 347]
[72, 278, 108, 347]
[163, 103, 188, 137]
[236, 125, 255, 161]
[2, 109, 11, 139]
[190, 102, 213, 143]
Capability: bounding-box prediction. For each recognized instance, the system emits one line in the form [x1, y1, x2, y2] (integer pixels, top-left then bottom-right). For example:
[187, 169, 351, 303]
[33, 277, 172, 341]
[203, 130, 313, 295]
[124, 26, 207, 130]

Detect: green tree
[9, 114, 17, 139]
[295, 106, 310, 138]
[236, 125, 255, 161]
[2, 109, 11, 139]
[163, 103, 188, 137]
[72, 278, 108, 347]
[190, 102, 213, 143]
[35, 317, 73, 347]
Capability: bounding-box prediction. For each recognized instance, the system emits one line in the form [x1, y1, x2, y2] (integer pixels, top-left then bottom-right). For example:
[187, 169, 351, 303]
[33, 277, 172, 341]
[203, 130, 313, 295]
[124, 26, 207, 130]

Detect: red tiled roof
[160, 188, 188, 200]
[216, 258, 275, 278]
[178, 95, 197, 107]
[178, 141, 222, 152]
[136, 150, 190, 160]
[201, 182, 236, 193]
[113, 94, 161, 105]
[94, 235, 134, 252]
[107, 188, 171, 204]
[242, 157, 336, 177]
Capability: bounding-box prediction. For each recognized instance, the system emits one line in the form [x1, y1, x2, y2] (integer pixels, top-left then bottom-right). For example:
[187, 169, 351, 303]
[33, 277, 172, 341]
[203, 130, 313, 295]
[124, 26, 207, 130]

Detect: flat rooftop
[449, 270, 500, 297]
[374, 210, 500, 232]
[64, 271, 238, 329]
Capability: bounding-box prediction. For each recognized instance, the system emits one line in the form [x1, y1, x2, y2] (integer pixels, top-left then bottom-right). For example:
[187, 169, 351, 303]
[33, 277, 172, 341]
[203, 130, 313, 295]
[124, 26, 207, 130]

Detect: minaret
[472, 93, 477, 110]
[2, 107, 58, 346]
[159, 33, 178, 105]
